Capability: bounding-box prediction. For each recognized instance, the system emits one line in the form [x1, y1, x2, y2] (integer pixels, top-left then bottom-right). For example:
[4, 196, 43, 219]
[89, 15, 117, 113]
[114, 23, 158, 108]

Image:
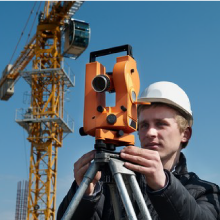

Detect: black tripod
[61, 142, 152, 220]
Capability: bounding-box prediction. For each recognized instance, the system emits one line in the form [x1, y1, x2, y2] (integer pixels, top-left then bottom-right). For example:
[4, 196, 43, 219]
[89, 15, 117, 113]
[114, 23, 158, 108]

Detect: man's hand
[120, 146, 166, 191]
[74, 150, 101, 195]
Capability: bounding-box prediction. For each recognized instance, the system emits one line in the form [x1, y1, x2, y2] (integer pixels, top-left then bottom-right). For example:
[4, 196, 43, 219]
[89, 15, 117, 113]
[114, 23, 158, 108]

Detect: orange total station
[80, 45, 140, 150]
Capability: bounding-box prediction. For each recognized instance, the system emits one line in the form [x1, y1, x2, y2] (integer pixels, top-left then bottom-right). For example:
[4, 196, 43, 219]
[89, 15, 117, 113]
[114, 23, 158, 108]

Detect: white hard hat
[137, 81, 193, 126]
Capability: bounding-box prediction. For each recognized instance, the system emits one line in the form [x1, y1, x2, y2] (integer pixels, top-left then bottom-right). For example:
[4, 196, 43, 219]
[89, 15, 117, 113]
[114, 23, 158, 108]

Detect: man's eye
[156, 121, 167, 126]
[140, 123, 148, 129]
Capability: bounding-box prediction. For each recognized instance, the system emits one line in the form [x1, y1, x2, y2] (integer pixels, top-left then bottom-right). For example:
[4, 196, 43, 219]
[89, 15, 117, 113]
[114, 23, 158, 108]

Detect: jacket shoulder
[183, 172, 220, 197]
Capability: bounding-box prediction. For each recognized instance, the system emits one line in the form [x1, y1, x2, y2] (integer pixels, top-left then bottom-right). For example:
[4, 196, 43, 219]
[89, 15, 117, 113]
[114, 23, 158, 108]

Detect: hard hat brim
[136, 98, 193, 127]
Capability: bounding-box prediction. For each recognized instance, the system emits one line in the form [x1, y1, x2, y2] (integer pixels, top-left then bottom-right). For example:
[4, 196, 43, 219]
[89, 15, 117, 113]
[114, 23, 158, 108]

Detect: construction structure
[15, 181, 29, 220]
[0, 2, 90, 219]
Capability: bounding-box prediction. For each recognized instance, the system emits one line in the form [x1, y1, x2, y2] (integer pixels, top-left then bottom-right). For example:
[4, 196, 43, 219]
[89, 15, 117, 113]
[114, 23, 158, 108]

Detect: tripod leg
[108, 183, 123, 220]
[61, 161, 100, 220]
[128, 175, 152, 220]
[113, 173, 138, 220]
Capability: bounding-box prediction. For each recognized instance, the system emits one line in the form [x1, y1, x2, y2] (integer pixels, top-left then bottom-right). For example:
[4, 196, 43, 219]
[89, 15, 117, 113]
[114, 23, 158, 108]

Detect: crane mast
[27, 20, 64, 219]
[1, 1, 89, 219]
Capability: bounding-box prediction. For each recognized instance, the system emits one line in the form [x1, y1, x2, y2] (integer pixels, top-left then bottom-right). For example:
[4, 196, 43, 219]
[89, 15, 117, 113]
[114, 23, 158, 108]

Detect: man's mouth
[144, 143, 160, 150]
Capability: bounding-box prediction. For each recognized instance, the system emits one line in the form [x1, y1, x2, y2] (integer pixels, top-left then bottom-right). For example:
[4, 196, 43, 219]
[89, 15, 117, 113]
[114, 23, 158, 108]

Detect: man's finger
[121, 146, 159, 160]
[120, 152, 154, 167]
[74, 150, 95, 170]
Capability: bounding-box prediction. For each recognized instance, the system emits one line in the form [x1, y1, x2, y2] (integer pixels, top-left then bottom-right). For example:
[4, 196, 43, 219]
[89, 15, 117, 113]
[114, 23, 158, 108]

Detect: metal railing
[15, 107, 74, 133]
[35, 59, 75, 87]
[61, 60, 76, 87]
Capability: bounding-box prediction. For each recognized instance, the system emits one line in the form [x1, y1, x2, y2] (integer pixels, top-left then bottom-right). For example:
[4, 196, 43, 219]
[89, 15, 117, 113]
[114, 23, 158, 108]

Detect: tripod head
[80, 45, 141, 150]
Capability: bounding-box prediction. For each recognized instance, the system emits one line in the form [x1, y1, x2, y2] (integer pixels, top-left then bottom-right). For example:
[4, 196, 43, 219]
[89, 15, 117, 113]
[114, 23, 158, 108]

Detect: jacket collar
[173, 152, 188, 175]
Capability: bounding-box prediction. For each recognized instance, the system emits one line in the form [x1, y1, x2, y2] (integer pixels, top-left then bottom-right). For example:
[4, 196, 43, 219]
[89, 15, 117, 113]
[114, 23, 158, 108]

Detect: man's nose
[146, 126, 157, 137]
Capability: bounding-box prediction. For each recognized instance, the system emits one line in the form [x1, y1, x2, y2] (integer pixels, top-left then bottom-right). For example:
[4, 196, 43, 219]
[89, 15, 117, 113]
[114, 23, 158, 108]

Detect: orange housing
[83, 55, 140, 146]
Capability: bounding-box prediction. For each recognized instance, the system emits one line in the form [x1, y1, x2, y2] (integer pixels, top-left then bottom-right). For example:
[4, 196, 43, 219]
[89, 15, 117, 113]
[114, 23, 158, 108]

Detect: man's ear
[182, 127, 192, 142]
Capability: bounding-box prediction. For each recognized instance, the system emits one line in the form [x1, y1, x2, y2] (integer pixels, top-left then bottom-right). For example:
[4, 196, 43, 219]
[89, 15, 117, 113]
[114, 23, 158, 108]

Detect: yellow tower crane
[0, 1, 90, 219]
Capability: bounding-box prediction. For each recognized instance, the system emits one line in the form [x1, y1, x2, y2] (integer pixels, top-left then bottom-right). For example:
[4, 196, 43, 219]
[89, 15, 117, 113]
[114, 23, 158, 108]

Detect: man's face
[138, 105, 188, 163]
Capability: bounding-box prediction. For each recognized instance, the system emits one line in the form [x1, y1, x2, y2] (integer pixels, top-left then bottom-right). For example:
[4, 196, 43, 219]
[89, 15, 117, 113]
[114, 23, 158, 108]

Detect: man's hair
[137, 103, 190, 148]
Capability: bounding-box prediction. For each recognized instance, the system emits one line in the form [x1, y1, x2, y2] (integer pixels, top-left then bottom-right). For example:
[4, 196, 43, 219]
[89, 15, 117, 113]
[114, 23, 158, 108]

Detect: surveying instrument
[61, 45, 152, 220]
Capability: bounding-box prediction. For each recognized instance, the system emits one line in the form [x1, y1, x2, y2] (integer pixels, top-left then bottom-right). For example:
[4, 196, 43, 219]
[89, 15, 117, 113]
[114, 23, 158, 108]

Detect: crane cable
[25, 1, 42, 45]
[9, 2, 37, 64]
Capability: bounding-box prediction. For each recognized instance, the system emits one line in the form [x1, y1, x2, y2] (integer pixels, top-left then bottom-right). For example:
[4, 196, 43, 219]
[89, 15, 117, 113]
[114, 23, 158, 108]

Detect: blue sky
[1, 1, 220, 219]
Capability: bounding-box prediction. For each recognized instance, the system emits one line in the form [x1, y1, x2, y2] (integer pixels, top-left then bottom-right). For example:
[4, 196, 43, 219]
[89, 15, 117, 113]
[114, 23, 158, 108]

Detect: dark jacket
[57, 153, 220, 220]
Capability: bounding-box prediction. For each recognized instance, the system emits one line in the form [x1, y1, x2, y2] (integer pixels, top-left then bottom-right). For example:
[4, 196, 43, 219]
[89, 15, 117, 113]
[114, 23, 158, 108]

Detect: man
[57, 81, 220, 220]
